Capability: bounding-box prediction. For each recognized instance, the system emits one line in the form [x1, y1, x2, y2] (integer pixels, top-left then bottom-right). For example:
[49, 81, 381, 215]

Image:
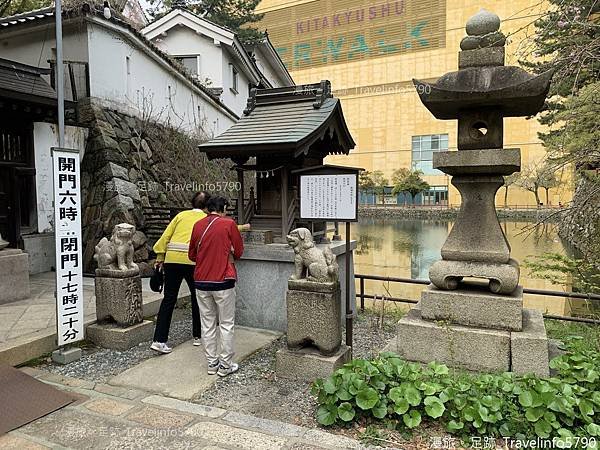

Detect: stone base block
[95, 272, 143, 326]
[276, 345, 351, 381]
[242, 230, 273, 245]
[421, 283, 523, 331]
[0, 249, 30, 304]
[51, 347, 82, 364]
[86, 320, 154, 351]
[511, 309, 549, 377]
[286, 282, 341, 355]
[394, 304, 510, 372]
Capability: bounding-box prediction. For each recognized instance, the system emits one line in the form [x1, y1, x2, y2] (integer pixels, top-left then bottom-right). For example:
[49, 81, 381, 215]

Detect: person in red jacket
[188, 196, 244, 377]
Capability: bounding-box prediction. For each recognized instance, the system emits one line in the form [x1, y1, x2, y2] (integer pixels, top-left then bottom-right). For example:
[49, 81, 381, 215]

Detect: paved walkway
[0, 272, 190, 366]
[108, 328, 281, 400]
[1, 367, 364, 450]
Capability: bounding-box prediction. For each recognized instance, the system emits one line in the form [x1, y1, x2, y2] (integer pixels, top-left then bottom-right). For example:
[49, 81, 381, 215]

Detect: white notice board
[300, 174, 358, 221]
[52, 148, 84, 346]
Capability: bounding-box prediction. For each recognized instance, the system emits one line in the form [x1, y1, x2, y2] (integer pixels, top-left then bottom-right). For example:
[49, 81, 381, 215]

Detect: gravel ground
[36, 306, 401, 444]
[37, 309, 195, 383]
[194, 310, 397, 429]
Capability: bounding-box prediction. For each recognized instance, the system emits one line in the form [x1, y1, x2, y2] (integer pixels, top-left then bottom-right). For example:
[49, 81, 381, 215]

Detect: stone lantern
[390, 10, 554, 376]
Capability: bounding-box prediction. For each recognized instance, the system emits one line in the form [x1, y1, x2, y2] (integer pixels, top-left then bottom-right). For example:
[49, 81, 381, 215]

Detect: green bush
[311, 339, 600, 443]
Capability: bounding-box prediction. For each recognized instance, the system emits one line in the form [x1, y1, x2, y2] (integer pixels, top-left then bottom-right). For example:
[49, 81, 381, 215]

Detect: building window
[175, 55, 200, 77]
[411, 134, 449, 175]
[230, 64, 239, 93]
[421, 186, 449, 206]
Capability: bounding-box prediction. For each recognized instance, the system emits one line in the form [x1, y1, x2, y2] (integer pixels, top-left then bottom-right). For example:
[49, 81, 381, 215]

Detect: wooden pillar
[237, 168, 244, 224]
[281, 168, 288, 235]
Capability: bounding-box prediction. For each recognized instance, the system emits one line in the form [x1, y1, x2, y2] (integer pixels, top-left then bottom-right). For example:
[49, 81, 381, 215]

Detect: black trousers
[153, 263, 201, 343]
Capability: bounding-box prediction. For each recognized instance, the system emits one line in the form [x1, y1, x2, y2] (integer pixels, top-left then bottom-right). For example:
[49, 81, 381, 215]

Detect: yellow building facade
[256, 0, 572, 207]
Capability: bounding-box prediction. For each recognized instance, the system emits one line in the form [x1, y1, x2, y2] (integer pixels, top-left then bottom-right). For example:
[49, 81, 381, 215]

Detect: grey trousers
[196, 287, 236, 367]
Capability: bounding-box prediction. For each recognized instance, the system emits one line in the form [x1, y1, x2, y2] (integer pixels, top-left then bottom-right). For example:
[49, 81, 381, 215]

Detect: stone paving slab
[108, 327, 282, 400]
[0, 272, 192, 366]
[142, 394, 226, 418]
[1, 368, 364, 450]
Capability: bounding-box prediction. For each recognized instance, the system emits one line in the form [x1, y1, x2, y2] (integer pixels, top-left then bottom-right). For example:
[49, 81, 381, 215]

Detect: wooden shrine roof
[199, 81, 355, 160]
[0, 58, 60, 106]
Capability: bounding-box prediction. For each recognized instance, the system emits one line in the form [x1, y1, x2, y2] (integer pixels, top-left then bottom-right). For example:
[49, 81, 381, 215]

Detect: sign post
[51, 147, 84, 363]
[297, 165, 360, 349]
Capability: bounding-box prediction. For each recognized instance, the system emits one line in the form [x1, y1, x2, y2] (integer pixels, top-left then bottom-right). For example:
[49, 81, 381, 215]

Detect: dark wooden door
[0, 167, 15, 245]
[0, 118, 34, 247]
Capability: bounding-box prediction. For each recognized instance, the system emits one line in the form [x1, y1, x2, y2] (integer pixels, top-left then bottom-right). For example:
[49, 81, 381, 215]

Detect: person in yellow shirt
[150, 191, 251, 354]
[150, 191, 209, 354]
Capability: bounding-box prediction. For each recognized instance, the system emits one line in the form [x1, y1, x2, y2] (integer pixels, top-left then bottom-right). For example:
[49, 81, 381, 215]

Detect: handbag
[149, 265, 164, 293]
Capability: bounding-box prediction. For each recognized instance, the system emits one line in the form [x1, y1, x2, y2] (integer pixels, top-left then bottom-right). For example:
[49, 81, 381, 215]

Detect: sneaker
[217, 363, 239, 377]
[150, 342, 172, 354]
[193, 338, 202, 347]
[207, 362, 220, 375]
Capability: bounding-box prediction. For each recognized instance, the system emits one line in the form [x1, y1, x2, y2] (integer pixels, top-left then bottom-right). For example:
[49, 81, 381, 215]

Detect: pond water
[344, 218, 583, 316]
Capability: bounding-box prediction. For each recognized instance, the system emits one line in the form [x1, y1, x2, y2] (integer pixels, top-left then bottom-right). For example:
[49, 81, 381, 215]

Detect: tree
[391, 169, 430, 206]
[391, 168, 410, 205]
[1, 0, 50, 17]
[358, 170, 387, 204]
[544, 82, 600, 170]
[521, 0, 600, 146]
[358, 170, 375, 204]
[517, 166, 542, 206]
[522, 0, 600, 293]
[371, 170, 388, 205]
[358, 170, 375, 191]
[538, 165, 560, 205]
[502, 173, 520, 208]
[148, 0, 265, 44]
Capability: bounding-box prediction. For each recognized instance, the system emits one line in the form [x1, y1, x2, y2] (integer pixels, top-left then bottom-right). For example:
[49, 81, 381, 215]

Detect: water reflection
[347, 218, 577, 316]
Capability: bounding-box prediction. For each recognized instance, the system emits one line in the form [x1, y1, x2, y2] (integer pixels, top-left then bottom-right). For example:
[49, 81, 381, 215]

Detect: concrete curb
[0, 293, 190, 367]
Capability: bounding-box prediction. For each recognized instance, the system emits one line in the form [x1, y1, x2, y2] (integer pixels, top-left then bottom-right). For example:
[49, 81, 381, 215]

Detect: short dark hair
[191, 191, 211, 209]
[206, 196, 229, 213]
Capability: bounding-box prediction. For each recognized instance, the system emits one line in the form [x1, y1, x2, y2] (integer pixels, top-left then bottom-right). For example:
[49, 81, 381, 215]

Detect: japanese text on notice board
[300, 174, 357, 221]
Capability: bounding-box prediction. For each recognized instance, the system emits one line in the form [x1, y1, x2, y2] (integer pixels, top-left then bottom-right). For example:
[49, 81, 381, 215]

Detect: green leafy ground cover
[312, 334, 600, 445]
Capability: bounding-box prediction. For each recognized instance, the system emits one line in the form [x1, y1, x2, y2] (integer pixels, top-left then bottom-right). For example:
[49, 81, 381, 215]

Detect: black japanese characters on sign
[298, 167, 359, 222]
[53, 148, 84, 346]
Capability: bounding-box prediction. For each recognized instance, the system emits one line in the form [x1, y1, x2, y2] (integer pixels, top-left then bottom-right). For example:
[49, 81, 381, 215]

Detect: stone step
[420, 282, 523, 331]
[389, 303, 550, 376]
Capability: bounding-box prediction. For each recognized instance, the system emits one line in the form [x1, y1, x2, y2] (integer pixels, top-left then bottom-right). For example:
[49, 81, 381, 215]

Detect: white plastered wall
[33, 122, 88, 233]
[86, 22, 236, 137]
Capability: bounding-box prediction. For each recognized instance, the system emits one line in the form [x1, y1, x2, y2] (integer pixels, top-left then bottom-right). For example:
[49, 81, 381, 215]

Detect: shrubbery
[311, 338, 600, 444]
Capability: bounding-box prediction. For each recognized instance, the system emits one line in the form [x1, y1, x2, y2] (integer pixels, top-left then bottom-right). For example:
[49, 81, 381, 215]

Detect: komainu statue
[94, 223, 139, 272]
[286, 228, 338, 282]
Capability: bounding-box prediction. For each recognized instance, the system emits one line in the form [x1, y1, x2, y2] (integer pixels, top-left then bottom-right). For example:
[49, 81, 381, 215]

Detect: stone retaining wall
[558, 177, 600, 258]
[358, 206, 559, 221]
[78, 99, 237, 272]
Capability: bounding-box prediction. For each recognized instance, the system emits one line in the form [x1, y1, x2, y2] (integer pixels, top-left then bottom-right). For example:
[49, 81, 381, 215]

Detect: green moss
[545, 319, 600, 353]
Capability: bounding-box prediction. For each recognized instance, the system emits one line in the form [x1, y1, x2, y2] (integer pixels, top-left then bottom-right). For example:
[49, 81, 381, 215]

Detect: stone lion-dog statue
[287, 228, 339, 282]
[94, 223, 139, 272]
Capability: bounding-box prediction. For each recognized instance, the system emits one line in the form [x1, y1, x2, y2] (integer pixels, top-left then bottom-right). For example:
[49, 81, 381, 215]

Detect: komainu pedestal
[0, 248, 30, 304]
[277, 230, 351, 381]
[276, 280, 351, 381]
[89, 223, 153, 349]
[286, 279, 342, 356]
[390, 9, 553, 377]
[95, 268, 143, 326]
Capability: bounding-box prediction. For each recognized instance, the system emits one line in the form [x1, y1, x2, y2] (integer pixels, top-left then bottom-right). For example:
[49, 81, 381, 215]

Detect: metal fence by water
[355, 274, 600, 325]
